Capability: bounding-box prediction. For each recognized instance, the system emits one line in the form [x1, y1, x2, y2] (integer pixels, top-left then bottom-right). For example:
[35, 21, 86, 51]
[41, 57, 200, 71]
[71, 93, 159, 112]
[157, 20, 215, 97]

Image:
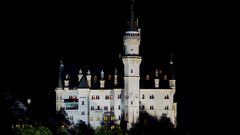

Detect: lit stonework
[55, 0, 176, 130]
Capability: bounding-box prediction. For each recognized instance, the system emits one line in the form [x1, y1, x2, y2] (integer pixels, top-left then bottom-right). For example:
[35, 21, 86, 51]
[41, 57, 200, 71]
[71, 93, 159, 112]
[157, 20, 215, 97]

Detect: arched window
[142, 94, 145, 99]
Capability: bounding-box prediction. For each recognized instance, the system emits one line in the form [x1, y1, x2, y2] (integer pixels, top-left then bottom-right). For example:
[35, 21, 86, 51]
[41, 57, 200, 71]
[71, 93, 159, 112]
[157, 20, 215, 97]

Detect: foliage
[94, 125, 125, 135]
[58, 126, 69, 135]
[94, 125, 111, 135]
[55, 108, 71, 128]
[70, 120, 94, 135]
[129, 111, 176, 135]
[12, 124, 52, 135]
[35, 125, 53, 135]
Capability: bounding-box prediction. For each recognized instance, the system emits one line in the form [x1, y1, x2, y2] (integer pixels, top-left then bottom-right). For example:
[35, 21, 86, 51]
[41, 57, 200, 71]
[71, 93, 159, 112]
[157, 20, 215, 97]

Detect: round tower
[122, 0, 142, 130]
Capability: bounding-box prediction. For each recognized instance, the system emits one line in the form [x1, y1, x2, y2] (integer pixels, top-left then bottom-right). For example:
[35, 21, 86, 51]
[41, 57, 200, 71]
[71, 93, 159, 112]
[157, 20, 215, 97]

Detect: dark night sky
[1, 0, 182, 91]
[2, 0, 235, 134]
[0, 0, 196, 133]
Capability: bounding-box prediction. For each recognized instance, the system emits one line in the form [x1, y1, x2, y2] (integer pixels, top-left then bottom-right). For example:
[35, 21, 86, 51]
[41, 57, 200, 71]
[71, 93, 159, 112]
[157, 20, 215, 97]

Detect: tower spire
[170, 52, 175, 80]
[57, 60, 64, 89]
[169, 52, 176, 89]
[129, 0, 137, 31]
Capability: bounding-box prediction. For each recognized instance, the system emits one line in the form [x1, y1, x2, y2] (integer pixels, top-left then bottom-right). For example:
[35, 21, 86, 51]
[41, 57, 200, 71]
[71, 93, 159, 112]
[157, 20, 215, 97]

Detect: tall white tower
[122, 0, 142, 129]
[169, 52, 176, 89]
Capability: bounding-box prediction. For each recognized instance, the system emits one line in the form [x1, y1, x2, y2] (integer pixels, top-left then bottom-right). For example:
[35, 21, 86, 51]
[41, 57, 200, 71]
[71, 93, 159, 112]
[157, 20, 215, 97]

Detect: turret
[64, 74, 69, 90]
[122, 0, 142, 130]
[86, 69, 91, 88]
[169, 53, 176, 89]
[154, 69, 160, 88]
[78, 69, 83, 82]
[100, 70, 105, 88]
[56, 60, 64, 90]
[114, 68, 118, 86]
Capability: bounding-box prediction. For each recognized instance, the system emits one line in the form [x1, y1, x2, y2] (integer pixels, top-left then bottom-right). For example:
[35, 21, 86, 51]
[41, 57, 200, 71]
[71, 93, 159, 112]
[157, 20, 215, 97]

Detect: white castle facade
[55, 0, 176, 129]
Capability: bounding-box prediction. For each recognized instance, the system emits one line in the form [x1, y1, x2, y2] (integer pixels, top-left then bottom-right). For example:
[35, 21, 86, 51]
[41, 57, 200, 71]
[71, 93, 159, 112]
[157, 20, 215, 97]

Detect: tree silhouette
[70, 120, 94, 135]
[11, 124, 52, 135]
[129, 111, 176, 135]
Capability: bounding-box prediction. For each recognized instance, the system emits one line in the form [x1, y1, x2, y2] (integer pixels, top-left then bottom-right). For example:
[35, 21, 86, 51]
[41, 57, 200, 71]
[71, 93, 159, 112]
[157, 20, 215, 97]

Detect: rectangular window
[150, 105, 154, 110]
[104, 106, 108, 111]
[104, 116, 108, 121]
[111, 116, 115, 120]
[105, 95, 109, 100]
[65, 102, 78, 110]
[81, 111, 85, 115]
[82, 101, 84, 105]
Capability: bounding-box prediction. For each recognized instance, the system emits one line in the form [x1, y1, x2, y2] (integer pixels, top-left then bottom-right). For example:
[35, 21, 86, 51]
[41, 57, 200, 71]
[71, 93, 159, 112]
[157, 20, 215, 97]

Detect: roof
[78, 75, 89, 88]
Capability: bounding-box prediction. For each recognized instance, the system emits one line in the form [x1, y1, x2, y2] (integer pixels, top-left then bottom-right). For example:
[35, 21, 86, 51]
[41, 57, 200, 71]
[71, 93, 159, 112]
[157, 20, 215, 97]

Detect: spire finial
[79, 69, 82, 74]
[170, 52, 175, 79]
[87, 69, 91, 75]
[101, 70, 104, 80]
[155, 69, 159, 77]
[170, 52, 174, 64]
[57, 60, 64, 89]
[115, 68, 118, 75]
[129, 0, 137, 31]
[60, 60, 64, 68]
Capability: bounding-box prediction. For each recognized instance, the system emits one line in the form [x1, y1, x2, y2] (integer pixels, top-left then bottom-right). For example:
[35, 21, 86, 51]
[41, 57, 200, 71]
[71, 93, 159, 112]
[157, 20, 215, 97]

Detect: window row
[69, 96, 77, 99]
[92, 94, 122, 100]
[90, 115, 121, 122]
[105, 95, 113, 100]
[140, 105, 169, 110]
[92, 95, 100, 100]
[141, 94, 170, 99]
[142, 94, 154, 99]
[65, 102, 78, 110]
[90, 105, 121, 110]
[164, 95, 169, 99]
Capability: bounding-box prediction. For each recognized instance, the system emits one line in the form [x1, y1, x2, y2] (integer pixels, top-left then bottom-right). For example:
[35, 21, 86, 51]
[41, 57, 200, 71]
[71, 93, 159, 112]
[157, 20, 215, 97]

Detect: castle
[55, 0, 176, 129]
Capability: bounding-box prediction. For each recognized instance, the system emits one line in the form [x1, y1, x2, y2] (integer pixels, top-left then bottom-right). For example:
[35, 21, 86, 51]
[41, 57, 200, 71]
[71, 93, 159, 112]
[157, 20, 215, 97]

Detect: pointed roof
[170, 52, 175, 80]
[78, 75, 89, 88]
[79, 68, 82, 74]
[115, 68, 118, 75]
[155, 69, 159, 78]
[57, 74, 63, 89]
[128, 0, 138, 31]
[57, 60, 64, 89]
[101, 70, 104, 79]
